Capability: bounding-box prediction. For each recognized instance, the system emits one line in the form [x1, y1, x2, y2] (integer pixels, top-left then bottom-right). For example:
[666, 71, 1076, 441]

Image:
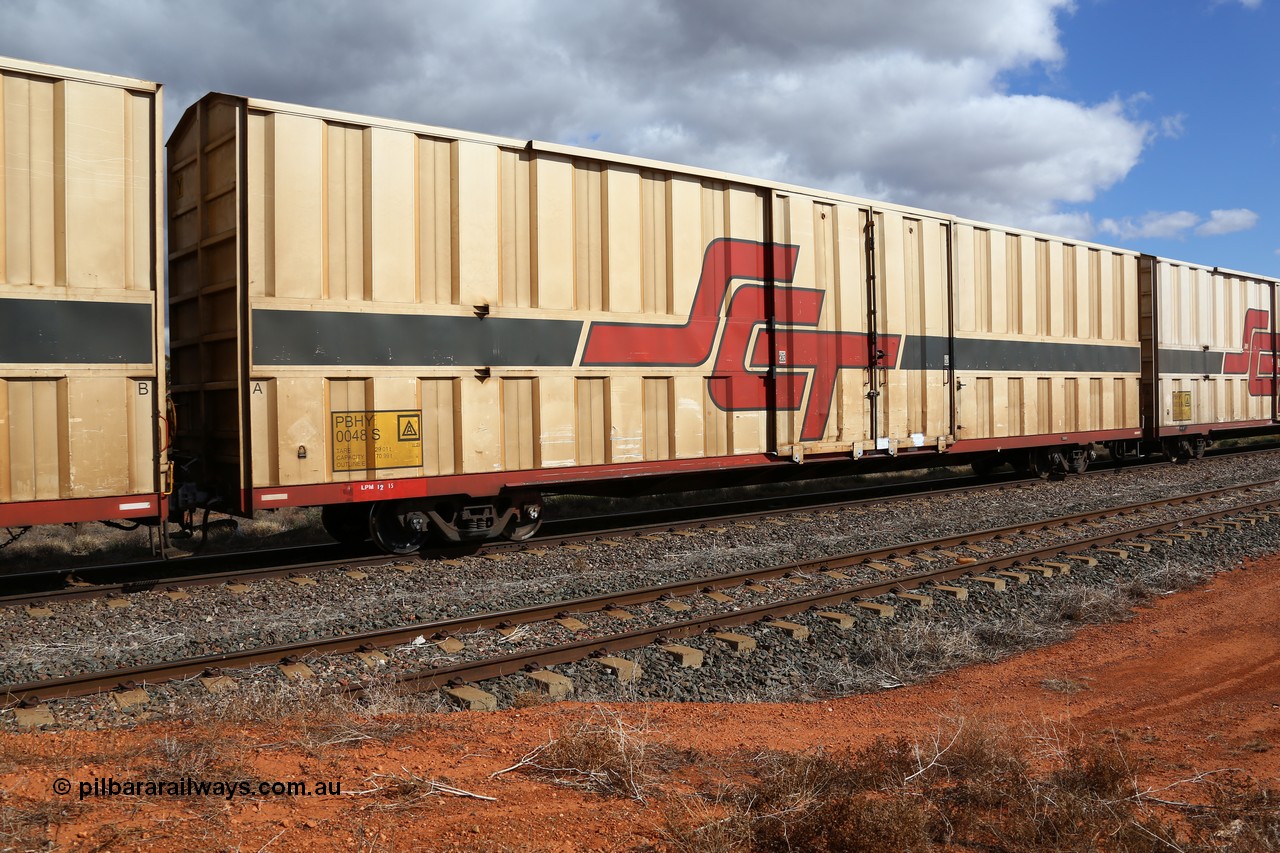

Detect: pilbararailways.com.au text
[55, 777, 341, 801]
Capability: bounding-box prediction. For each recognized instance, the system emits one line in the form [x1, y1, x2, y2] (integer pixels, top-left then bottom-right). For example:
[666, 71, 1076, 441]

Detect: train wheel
[1071, 451, 1090, 474]
[1163, 438, 1191, 464]
[1028, 449, 1055, 479]
[321, 504, 373, 544]
[503, 493, 544, 542]
[369, 502, 430, 554]
[505, 515, 543, 541]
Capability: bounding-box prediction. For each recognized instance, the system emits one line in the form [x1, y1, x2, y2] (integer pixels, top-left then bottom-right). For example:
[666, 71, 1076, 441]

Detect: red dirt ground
[4, 555, 1279, 851]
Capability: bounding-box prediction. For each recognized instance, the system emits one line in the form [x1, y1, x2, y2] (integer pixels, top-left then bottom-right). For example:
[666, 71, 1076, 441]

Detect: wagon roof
[0, 54, 159, 93]
[169, 90, 1280, 281]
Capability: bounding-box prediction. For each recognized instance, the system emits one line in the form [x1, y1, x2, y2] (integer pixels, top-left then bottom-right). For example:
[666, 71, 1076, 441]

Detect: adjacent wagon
[0, 57, 167, 530]
[1138, 256, 1278, 461]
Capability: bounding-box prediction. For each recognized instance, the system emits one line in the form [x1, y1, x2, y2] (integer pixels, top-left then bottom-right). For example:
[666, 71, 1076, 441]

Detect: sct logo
[1222, 307, 1276, 396]
[581, 238, 899, 442]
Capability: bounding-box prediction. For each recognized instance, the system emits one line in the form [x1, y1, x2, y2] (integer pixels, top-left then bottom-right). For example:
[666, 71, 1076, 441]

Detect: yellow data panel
[1172, 391, 1192, 422]
[331, 410, 423, 472]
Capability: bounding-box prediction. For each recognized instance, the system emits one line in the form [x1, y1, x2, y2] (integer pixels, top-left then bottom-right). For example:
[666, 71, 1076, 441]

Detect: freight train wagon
[167, 92, 1160, 552]
[1138, 257, 1279, 462]
[0, 57, 167, 532]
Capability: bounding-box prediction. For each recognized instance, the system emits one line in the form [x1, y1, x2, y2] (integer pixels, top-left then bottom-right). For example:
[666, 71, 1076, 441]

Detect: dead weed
[662, 719, 1280, 853]
[494, 709, 680, 802]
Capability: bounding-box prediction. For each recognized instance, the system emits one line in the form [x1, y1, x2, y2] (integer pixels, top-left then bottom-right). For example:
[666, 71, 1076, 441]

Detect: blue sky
[1044, 0, 1278, 275]
[1, 0, 1275, 277]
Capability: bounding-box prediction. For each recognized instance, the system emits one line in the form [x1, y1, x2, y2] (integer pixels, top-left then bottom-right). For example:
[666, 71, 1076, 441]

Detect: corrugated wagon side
[0, 57, 167, 529]
[166, 97, 989, 551]
[168, 94, 818, 550]
[1140, 255, 1278, 459]
[166, 92, 1159, 552]
[949, 227, 1144, 474]
[769, 199, 1144, 476]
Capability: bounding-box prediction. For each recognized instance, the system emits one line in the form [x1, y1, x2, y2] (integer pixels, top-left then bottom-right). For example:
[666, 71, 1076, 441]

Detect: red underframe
[247, 453, 779, 510]
[247, 426, 1163, 510]
[0, 494, 164, 528]
[948, 428, 1143, 454]
[1159, 419, 1275, 437]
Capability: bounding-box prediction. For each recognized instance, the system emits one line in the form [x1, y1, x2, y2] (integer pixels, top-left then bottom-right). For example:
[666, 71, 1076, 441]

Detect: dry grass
[0, 793, 89, 852]
[348, 768, 495, 811]
[140, 729, 251, 782]
[812, 614, 1075, 695]
[1041, 676, 1090, 694]
[813, 552, 1232, 702]
[661, 719, 1280, 852]
[1044, 585, 1140, 623]
[199, 675, 445, 751]
[1187, 771, 1280, 849]
[0, 681, 450, 850]
[0, 731, 247, 848]
[1237, 738, 1271, 754]
[0, 726, 156, 777]
[496, 708, 678, 801]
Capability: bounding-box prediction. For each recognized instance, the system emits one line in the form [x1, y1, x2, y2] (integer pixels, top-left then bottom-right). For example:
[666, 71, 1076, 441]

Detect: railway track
[7, 478, 1279, 716]
[1, 468, 1037, 603]
[5, 442, 1277, 608]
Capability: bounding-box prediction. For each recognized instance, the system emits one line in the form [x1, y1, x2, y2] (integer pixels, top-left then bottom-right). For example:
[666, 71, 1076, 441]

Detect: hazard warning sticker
[331, 410, 423, 472]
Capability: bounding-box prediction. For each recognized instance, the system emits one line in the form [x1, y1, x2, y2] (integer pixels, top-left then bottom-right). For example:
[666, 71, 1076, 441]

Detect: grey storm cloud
[0, 0, 1156, 237]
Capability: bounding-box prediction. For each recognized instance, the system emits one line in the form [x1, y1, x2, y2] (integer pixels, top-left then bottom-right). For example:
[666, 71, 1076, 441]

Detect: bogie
[1163, 437, 1208, 464]
[355, 493, 545, 553]
[368, 501, 431, 555]
[1022, 445, 1094, 478]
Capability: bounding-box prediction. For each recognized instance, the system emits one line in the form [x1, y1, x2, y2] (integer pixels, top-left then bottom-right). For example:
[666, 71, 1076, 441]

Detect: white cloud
[1097, 208, 1260, 241]
[1196, 208, 1259, 236]
[0, 0, 1156, 235]
[1098, 211, 1202, 240]
[1160, 113, 1187, 139]
[1026, 211, 1096, 240]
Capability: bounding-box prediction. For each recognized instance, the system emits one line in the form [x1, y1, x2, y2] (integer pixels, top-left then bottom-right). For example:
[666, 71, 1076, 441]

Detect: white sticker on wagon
[118, 502, 153, 511]
[260, 493, 289, 502]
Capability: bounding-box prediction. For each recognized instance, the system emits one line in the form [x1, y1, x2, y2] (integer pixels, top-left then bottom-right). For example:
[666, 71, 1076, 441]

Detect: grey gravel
[6, 448, 1280, 730]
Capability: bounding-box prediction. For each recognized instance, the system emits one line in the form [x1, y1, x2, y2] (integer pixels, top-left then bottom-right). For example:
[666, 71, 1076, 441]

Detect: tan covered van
[0, 57, 166, 528]
[168, 93, 1144, 549]
[1139, 255, 1278, 460]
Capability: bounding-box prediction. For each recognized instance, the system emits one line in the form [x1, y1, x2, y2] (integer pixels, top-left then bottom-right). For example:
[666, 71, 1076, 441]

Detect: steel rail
[0, 474, 1023, 605]
[6, 442, 1278, 607]
[5, 480, 1277, 707]
[391, 493, 1280, 692]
